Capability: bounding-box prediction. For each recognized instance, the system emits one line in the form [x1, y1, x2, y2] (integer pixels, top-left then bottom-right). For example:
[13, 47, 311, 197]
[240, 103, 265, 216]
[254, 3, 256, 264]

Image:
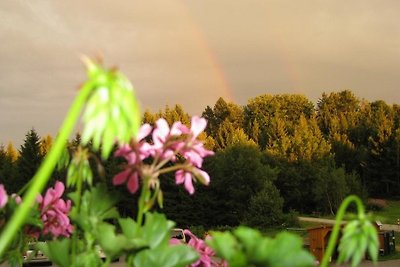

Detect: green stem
[0, 81, 94, 257]
[137, 190, 145, 226]
[319, 195, 365, 267]
[157, 163, 189, 175]
[71, 171, 84, 267]
[137, 177, 151, 225]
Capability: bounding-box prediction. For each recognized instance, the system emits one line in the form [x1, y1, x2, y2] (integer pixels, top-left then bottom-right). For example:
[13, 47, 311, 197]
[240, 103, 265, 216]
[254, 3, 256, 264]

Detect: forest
[1, 90, 400, 230]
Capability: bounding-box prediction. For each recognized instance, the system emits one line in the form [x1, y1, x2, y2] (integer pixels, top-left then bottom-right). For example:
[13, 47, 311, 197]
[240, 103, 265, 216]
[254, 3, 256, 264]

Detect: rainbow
[178, 2, 235, 103]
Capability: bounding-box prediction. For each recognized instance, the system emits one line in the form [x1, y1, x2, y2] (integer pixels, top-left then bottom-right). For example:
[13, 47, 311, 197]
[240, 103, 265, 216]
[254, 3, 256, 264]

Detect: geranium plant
[0, 58, 378, 267]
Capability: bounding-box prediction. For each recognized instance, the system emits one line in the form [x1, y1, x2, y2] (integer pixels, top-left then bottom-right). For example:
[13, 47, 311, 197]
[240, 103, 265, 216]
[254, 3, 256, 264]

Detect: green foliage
[202, 97, 244, 138]
[337, 217, 379, 267]
[16, 128, 43, 193]
[158, 104, 191, 126]
[0, 197, 42, 267]
[0, 56, 387, 267]
[0, 146, 17, 192]
[208, 226, 315, 267]
[66, 146, 93, 187]
[244, 94, 315, 149]
[209, 143, 281, 225]
[37, 240, 72, 267]
[57, 183, 199, 267]
[316, 90, 360, 136]
[68, 184, 120, 230]
[242, 180, 284, 229]
[313, 166, 361, 214]
[81, 58, 141, 159]
[39, 135, 53, 156]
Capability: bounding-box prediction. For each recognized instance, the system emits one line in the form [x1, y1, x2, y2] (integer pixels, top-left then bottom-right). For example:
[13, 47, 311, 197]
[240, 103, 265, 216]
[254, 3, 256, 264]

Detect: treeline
[1, 90, 400, 230]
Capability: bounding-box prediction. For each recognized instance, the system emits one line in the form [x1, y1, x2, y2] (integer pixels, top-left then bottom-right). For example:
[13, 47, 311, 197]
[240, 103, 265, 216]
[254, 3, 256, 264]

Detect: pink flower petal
[155, 118, 170, 138]
[54, 181, 65, 198]
[114, 144, 132, 157]
[138, 123, 152, 140]
[113, 169, 131, 185]
[127, 173, 139, 194]
[184, 173, 195, 195]
[170, 122, 183, 136]
[190, 116, 207, 138]
[175, 170, 185, 184]
[0, 184, 8, 208]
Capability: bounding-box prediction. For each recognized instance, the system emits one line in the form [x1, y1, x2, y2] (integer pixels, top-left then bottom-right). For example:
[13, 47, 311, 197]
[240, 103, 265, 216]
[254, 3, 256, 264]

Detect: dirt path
[298, 217, 400, 232]
[331, 259, 400, 266]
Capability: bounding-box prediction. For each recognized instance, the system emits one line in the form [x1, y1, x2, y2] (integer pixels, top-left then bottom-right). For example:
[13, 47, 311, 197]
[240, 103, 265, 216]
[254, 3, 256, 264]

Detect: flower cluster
[113, 116, 214, 195]
[170, 229, 227, 267]
[36, 181, 73, 237]
[0, 181, 72, 239]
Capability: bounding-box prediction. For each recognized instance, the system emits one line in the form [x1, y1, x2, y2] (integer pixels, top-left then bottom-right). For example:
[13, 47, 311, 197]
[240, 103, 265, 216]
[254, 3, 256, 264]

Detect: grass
[368, 200, 400, 225]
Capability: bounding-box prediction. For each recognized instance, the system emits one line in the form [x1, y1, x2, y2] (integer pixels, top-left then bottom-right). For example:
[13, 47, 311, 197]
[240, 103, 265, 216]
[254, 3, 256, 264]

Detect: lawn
[368, 200, 400, 226]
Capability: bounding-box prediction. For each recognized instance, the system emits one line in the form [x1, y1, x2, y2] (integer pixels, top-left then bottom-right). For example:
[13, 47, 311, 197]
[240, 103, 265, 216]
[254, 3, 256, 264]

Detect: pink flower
[172, 230, 227, 267]
[113, 169, 139, 194]
[180, 117, 214, 168]
[0, 184, 8, 208]
[152, 118, 186, 160]
[113, 116, 214, 195]
[175, 170, 195, 195]
[113, 123, 154, 193]
[37, 181, 73, 237]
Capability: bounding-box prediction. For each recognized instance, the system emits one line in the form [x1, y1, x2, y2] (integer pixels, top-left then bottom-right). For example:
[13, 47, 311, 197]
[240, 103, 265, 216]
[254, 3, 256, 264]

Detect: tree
[360, 101, 397, 196]
[142, 109, 157, 125]
[213, 121, 255, 151]
[157, 104, 190, 126]
[16, 129, 43, 192]
[206, 142, 280, 226]
[6, 142, 19, 162]
[244, 94, 315, 149]
[202, 97, 244, 138]
[40, 134, 53, 156]
[0, 145, 17, 191]
[242, 179, 284, 228]
[266, 115, 331, 162]
[316, 90, 360, 136]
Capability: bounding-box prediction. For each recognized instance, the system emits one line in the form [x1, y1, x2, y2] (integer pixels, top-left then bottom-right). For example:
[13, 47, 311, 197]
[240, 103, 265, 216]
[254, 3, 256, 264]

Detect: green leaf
[133, 245, 198, 267]
[66, 147, 93, 187]
[119, 218, 141, 239]
[69, 184, 119, 232]
[207, 231, 247, 267]
[37, 240, 71, 267]
[266, 232, 315, 267]
[57, 146, 70, 171]
[208, 228, 314, 267]
[95, 223, 129, 258]
[141, 213, 175, 249]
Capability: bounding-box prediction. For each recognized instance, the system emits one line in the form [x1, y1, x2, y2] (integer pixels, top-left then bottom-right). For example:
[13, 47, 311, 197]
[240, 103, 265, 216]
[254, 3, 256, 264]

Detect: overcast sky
[1, 0, 400, 147]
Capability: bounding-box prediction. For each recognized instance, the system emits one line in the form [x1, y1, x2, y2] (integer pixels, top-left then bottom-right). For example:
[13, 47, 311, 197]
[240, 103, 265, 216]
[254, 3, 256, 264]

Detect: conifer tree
[6, 141, 19, 162]
[40, 134, 53, 156]
[16, 128, 43, 192]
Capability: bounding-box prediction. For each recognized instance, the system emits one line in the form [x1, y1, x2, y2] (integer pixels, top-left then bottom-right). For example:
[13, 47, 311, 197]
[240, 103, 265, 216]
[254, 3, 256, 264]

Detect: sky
[1, 0, 400, 147]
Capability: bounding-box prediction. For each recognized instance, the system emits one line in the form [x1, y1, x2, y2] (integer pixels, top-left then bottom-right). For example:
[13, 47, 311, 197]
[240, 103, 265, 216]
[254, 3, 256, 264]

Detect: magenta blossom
[113, 169, 139, 194]
[0, 184, 8, 208]
[113, 116, 214, 195]
[37, 181, 73, 237]
[170, 230, 228, 267]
